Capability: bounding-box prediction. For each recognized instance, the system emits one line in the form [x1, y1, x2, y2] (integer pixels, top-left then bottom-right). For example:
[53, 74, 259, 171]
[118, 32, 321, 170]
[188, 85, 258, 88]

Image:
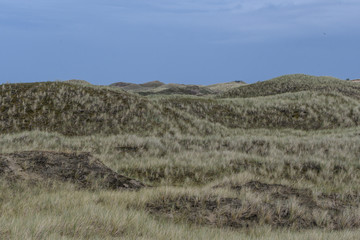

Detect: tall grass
[159, 91, 360, 130]
[2, 181, 360, 239]
[2, 76, 360, 239]
[220, 74, 360, 98]
[0, 82, 225, 136]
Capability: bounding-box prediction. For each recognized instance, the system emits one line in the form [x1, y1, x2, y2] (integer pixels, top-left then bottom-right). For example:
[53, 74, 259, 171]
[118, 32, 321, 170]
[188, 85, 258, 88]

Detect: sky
[0, 0, 359, 85]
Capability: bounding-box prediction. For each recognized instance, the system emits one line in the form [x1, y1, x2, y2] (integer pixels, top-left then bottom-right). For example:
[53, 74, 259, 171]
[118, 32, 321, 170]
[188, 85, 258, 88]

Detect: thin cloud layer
[1, 0, 359, 40]
[104, 0, 360, 42]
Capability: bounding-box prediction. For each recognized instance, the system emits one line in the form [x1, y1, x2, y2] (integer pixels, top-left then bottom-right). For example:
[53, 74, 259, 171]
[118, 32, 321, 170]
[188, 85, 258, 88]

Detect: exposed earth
[0, 151, 144, 190]
[147, 180, 360, 230]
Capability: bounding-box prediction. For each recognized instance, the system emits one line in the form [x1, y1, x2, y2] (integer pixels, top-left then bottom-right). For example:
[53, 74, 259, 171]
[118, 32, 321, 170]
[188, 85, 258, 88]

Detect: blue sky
[1, 0, 359, 85]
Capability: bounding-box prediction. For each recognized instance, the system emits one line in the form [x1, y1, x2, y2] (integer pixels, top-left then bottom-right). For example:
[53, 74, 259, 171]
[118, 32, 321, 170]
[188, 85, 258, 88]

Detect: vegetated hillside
[65, 79, 92, 85]
[139, 80, 165, 88]
[111, 81, 216, 96]
[4, 76, 360, 238]
[206, 81, 246, 93]
[138, 85, 214, 96]
[221, 74, 360, 99]
[0, 82, 222, 136]
[110, 80, 245, 96]
[2, 77, 360, 135]
[110, 80, 165, 92]
[159, 91, 360, 130]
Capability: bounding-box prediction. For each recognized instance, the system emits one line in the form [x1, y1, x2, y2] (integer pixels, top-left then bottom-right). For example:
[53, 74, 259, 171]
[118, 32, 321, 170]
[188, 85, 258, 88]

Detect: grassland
[221, 74, 360, 99]
[1, 74, 360, 239]
[110, 80, 246, 96]
[0, 81, 223, 136]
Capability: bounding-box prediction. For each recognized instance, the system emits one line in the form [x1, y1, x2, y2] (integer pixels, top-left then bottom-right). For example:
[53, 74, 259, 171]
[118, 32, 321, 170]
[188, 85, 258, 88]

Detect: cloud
[1, 0, 360, 43]
[111, 0, 360, 41]
[104, 0, 357, 14]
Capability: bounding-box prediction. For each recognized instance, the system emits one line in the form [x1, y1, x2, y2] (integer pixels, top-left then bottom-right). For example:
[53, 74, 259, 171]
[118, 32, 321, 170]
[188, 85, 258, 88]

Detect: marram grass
[2, 75, 360, 239]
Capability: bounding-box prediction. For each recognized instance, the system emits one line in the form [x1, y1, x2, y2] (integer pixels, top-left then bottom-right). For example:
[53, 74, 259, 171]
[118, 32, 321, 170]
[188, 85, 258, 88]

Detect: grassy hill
[110, 80, 246, 96]
[110, 80, 165, 92]
[2, 75, 360, 239]
[111, 81, 216, 96]
[0, 82, 223, 136]
[65, 79, 92, 85]
[206, 80, 246, 93]
[2, 77, 360, 136]
[138, 85, 215, 96]
[221, 74, 360, 99]
[159, 91, 360, 130]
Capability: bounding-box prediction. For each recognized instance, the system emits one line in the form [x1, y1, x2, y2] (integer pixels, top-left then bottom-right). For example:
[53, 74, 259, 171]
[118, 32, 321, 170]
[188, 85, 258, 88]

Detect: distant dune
[220, 74, 360, 99]
[2, 74, 360, 136]
[65, 79, 92, 85]
[110, 80, 246, 96]
[0, 81, 223, 136]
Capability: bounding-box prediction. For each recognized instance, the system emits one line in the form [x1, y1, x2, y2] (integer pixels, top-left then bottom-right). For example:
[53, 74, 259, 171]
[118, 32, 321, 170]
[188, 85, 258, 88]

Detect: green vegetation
[206, 80, 246, 92]
[221, 74, 360, 99]
[0, 82, 223, 136]
[65, 79, 92, 85]
[159, 91, 360, 130]
[110, 80, 246, 96]
[3, 78, 360, 136]
[1, 74, 360, 239]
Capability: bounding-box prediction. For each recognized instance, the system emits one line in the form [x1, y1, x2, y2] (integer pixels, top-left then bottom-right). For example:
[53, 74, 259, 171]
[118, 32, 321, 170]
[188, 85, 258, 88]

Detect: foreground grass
[1, 182, 360, 240]
[2, 129, 360, 190]
[1, 129, 360, 238]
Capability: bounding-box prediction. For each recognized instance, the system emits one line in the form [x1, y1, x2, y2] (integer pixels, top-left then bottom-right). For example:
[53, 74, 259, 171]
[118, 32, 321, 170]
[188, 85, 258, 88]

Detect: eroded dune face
[0, 151, 144, 190]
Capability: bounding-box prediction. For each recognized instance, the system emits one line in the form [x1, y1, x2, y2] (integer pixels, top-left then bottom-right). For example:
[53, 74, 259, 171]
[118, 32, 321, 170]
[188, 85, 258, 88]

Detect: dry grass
[1, 128, 360, 238]
[2, 76, 360, 239]
[2, 129, 360, 190]
[2, 79, 360, 138]
[110, 80, 244, 96]
[0, 82, 224, 136]
[206, 81, 246, 93]
[159, 91, 360, 130]
[221, 74, 360, 99]
[1, 181, 360, 239]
